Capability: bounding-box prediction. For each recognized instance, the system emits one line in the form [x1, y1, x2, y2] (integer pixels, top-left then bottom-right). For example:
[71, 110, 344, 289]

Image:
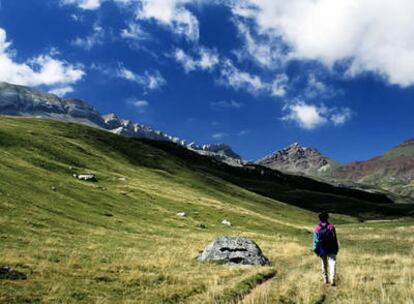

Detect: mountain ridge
[257, 141, 414, 201]
[0, 81, 242, 166]
[257, 142, 339, 176]
[1, 81, 412, 200]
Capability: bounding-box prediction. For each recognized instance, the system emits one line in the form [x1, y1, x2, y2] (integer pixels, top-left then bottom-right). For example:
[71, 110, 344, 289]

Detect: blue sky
[1, 0, 414, 162]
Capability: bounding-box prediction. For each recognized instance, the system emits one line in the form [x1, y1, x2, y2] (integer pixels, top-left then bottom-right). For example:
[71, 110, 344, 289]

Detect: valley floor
[242, 219, 414, 304]
[2, 217, 414, 303]
[1, 117, 413, 303]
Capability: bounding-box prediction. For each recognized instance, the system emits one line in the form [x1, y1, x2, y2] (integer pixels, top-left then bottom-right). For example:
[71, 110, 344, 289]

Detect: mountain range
[0, 81, 412, 201]
[0, 82, 244, 167]
[258, 142, 414, 201]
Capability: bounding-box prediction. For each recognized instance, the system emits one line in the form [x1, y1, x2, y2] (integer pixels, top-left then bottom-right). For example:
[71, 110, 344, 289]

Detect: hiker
[313, 212, 339, 286]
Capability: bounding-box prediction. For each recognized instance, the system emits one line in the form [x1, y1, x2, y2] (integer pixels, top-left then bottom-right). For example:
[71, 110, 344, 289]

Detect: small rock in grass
[221, 219, 232, 226]
[197, 223, 208, 229]
[0, 267, 27, 280]
[51, 186, 57, 191]
[77, 174, 97, 182]
[176, 212, 186, 217]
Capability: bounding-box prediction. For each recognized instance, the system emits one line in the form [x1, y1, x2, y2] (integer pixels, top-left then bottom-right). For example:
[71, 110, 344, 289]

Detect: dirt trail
[239, 277, 275, 304]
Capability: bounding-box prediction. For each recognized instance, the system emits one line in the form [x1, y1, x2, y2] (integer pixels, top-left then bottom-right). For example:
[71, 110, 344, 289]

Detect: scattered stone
[51, 186, 57, 191]
[198, 236, 270, 266]
[221, 219, 232, 226]
[118, 177, 127, 181]
[73, 173, 78, 178]
[176, 212, 186, 217]
[69, 166, 73, 170]
[77, 174, 97, 182]
[197, 223, 208, 229]
[0, 267, 27, 280]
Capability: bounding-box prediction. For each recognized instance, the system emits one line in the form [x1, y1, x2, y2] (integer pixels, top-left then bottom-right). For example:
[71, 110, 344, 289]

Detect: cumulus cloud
[232, 0, 414, 87]
[174, 47, 219, 73]
[137, 0, 199, 41]
[0, 28, 84, 95]
[282, 101, 352, 130]
[282, 102, 327, 129]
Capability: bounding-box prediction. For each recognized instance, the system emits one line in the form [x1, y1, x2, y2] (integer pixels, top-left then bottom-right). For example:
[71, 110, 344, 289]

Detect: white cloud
[61, 0, 103, 10]
[220, 59, 265, 94]
[62, 0, 200, 41]
[271, 74, 288, 97]
[210, 100, 244, 110]
[120, 23, 149, 41]
[49, 86, 74, 97]
[212, 132, 228, 140]
[238, 129, 250, 136]
[0, 28, 84, 94]
[219, 59, 289, 97]
[131, 99, 149, 108]
[174, 47, 219, 73]
[137, 0, 199, 41]
[71, 24, 105, 50]
[283, 102, 327, 130]
[116, 66, 166, 91]
[232, 0, 414, 87]
[282, 101, 352, 129]
[233, 19, 285, 68]
[331, 108, 352, 126]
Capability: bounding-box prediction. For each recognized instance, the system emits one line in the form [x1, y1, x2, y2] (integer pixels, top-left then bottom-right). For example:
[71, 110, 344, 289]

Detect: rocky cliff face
[0, 82, 242, 165]
[0, 82, 107, 128]
[257, 143, 337, 175]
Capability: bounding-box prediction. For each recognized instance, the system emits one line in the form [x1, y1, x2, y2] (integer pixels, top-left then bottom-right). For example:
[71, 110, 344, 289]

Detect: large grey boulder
[198, 236, 270, 266]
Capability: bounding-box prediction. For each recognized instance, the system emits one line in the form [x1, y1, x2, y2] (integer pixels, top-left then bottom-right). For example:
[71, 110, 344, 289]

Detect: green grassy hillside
[0, 116, 413, 303]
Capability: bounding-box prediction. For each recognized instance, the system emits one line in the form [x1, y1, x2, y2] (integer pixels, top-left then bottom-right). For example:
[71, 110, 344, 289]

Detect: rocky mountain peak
[396, 139, 414, 148]
[257, 143, 335, 175]
[201, 144, 242, 160]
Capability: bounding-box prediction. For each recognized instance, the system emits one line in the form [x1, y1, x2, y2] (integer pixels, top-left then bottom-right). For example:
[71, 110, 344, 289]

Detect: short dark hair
[319, 212, 329, 222]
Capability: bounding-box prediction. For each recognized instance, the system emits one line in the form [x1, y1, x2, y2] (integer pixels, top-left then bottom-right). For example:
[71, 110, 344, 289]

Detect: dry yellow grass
[1, 117, 413, 303]
[240, 220, 414, 304]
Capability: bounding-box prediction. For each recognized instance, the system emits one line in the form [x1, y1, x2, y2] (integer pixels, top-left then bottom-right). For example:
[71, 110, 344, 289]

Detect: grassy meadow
[0, 116, 413, 303]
